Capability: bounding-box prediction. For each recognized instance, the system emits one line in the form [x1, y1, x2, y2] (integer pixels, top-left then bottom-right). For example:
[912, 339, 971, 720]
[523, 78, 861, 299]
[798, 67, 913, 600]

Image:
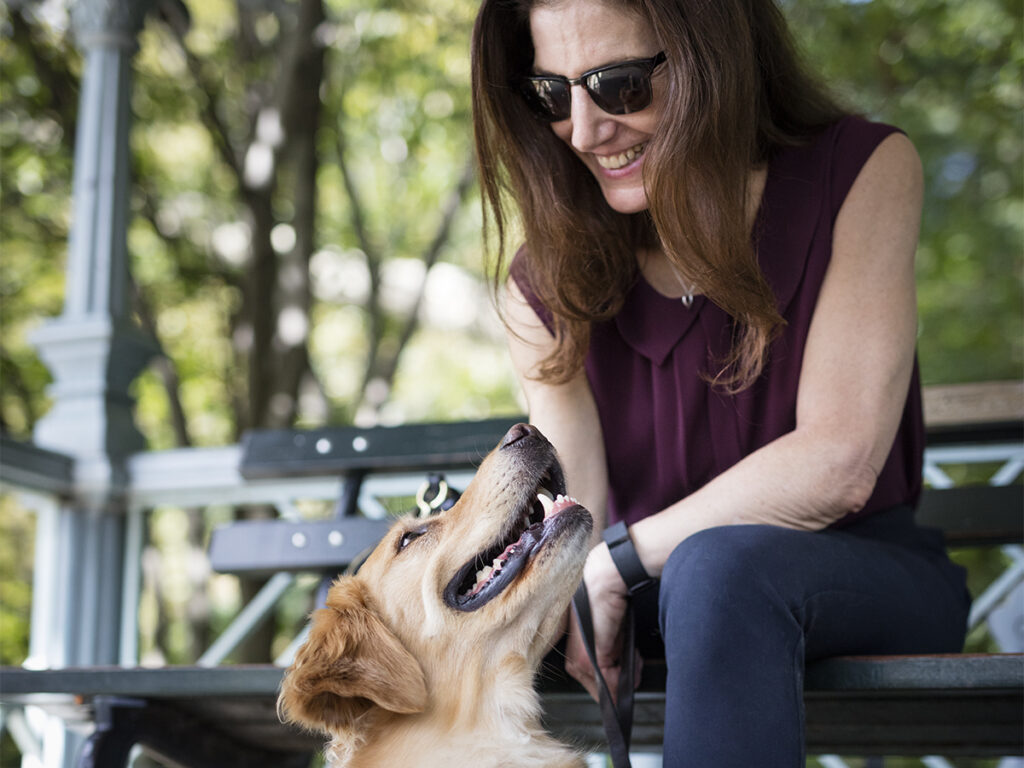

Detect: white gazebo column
[28, 3, 161, 766]
[29, 0, 159, 666]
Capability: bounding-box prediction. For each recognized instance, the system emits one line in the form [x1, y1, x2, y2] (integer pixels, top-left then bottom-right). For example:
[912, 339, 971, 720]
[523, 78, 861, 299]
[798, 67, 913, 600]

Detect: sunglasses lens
[586, 65, 653, 115]
[522, 79, 572, 121]
[518, 55, 663, 120]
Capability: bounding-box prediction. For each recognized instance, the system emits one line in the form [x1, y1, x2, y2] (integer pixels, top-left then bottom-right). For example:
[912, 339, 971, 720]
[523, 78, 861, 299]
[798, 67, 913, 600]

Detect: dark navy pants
[630, 507, 971, 767]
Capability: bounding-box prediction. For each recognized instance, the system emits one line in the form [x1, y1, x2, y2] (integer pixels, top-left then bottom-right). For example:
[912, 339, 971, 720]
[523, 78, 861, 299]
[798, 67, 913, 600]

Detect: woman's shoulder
[825, 115, 908, 217]
[770, 115, 907, 216]
[508, 245, 556, 334]
[828, 114, 903, 144]
[756, 115, 909, 313]
[774, 115, 903, 171]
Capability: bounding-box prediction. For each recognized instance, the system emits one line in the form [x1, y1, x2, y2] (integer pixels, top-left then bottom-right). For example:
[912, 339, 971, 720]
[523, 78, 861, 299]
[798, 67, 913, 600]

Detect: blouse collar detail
[613, 131, 830, 365]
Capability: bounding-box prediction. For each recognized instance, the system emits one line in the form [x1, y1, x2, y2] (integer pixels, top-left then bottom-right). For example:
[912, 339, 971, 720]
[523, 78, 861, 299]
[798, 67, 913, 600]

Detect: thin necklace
[672, 267, 697, 308]
[644, 248, 697, 308]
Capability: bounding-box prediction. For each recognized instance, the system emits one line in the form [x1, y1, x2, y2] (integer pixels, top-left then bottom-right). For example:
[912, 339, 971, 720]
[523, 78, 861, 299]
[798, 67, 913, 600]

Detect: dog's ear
[278, 577, 428, 733]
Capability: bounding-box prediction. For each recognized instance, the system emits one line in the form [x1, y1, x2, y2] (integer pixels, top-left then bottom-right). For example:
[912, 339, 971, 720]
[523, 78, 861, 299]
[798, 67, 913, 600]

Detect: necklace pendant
[681, 293, 694, 309]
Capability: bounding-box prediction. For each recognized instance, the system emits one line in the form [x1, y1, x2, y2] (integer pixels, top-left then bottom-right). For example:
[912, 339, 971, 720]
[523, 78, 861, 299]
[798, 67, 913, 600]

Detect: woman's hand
[564, 541, 639, 703]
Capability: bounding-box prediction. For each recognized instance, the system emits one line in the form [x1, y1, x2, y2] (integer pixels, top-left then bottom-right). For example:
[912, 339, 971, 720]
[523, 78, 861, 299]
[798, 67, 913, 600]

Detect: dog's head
[278, 423, 592, 743]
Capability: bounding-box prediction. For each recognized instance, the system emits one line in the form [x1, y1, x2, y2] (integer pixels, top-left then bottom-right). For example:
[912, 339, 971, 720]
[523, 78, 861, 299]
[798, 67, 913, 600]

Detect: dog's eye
[397, 525, 429, 552]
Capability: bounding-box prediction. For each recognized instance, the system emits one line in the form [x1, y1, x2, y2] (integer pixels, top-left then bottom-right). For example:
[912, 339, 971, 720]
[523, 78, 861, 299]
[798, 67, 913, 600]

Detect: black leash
[571, 582, 637, 768]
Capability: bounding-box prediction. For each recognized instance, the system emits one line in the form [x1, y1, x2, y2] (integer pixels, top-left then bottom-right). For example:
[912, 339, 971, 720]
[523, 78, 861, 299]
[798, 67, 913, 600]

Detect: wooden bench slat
[208, 517, 391, 576]
[802, 692, 1024, 756]
[917, 485, 1024, 546]
[0, 666, 284, 698]
[544, 693, 1024, 756]
[804, 653, 1024, 691]
[533, 655, 1024, 695]
[923, 381, 1024, 429]
[238, 417, 521, 479]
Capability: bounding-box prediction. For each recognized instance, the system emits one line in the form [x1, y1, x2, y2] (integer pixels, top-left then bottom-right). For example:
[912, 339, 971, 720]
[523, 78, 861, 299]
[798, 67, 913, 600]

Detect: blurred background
[0, 0, 1021, 764]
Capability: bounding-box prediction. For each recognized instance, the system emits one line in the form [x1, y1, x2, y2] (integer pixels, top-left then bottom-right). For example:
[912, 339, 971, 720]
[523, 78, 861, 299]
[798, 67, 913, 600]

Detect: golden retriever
[278, 423, 592, 768]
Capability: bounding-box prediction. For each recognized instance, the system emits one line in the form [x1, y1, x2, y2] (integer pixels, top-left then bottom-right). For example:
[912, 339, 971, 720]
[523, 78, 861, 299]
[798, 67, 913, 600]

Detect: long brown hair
[473, 0, 846, 391]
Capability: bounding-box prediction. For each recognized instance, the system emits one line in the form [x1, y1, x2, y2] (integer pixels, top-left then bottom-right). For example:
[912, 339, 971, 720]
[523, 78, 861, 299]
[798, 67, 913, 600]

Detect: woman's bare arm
[625, 132, 923, 573]
[504, 278, 610, 544]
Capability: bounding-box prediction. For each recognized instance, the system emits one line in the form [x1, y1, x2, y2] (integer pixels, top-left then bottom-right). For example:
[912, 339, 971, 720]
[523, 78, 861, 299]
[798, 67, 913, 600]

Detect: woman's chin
[592, 168, 650, 214]
[601, 189, 650, 214]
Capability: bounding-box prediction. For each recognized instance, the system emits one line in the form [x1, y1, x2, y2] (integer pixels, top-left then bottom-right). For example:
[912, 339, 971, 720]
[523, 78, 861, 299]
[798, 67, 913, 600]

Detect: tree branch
[334, 124, 380, 266]
[155, 20, 243, 183]
[363, 157, 477, 415]
[335, 122, 387, 406]
[130, 278, 193, 448]
[262, 0, 326, 428]
[135, 180, 244, 291]
[10, 9, 80, 151]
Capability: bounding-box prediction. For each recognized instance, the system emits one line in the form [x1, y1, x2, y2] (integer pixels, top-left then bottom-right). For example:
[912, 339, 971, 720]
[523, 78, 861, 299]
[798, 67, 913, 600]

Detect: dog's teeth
[537, 486, 554, 500]
[536, 492, 555, 515]
[477, 565, 493, 583]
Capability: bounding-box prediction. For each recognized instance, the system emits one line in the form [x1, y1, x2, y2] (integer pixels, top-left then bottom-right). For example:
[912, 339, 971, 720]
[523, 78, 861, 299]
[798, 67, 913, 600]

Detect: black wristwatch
[602, 521, 656, 595]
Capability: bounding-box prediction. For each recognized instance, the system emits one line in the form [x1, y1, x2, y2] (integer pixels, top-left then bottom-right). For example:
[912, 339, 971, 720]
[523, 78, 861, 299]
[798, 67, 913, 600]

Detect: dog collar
[602, 521, 656, 595]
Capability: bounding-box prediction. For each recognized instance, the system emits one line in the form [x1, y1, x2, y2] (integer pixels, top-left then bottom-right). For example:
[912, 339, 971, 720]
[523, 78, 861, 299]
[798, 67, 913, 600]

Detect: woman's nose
[569, 85, 612, 152]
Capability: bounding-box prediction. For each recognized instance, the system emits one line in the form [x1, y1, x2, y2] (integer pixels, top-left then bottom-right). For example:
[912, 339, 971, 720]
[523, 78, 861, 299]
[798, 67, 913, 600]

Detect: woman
[471, 0, 970, 764]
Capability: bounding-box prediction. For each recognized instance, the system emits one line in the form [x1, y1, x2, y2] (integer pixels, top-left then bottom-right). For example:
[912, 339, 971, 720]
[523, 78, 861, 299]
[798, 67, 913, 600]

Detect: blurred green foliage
[2, 0, 1021, 444]
[0, 496, 35, 665]
[785, 0, 1023, 384]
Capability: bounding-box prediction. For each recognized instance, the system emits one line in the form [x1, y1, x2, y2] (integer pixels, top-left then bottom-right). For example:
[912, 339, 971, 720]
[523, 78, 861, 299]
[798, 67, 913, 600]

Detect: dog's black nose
[501, 423, 537, 449]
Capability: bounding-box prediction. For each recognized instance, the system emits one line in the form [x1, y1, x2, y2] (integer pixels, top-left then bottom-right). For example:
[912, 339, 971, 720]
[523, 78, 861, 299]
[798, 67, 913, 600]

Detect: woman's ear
[278, 577, 428, 734]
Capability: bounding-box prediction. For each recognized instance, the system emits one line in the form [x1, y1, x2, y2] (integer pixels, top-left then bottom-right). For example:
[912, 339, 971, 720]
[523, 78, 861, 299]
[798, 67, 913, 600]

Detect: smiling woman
[470, 0, 972, 765]
[526, 2, 665, 215]
[473, 0, 842, 390]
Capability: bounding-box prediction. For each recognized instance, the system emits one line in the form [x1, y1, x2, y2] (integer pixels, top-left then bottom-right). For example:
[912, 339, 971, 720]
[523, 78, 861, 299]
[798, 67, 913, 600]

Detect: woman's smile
[595, 142, 647, 171]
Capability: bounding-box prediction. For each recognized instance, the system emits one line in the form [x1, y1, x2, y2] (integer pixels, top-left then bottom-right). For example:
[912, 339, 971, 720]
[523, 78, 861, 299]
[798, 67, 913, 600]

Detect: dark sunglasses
[518, 52, 667, 122]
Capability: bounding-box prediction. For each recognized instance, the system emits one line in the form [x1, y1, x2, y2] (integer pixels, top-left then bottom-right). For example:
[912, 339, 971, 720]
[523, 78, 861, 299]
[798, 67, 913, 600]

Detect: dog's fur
[279, 424, 592, 768]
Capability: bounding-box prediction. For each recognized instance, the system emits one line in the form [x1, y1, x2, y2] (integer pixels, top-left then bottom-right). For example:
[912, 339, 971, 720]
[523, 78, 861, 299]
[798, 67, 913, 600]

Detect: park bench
[1, 382, 1021, 767]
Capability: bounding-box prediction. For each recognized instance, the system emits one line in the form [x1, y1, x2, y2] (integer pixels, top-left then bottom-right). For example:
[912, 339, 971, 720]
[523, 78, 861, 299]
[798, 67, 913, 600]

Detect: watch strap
[602, 521, 655, 595]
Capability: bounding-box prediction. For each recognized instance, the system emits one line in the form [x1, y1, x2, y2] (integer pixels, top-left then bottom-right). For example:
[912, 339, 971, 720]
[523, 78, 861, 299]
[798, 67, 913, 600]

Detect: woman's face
[529, 0, 665, 214]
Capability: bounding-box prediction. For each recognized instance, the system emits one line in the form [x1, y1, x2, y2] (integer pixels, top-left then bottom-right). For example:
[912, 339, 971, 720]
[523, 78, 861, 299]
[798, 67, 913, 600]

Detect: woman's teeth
[596, 143, 645, 170]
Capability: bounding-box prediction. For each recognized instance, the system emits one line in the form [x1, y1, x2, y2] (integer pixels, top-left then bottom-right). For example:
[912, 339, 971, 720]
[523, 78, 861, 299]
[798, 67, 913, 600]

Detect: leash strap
[571, 582, 636, 768]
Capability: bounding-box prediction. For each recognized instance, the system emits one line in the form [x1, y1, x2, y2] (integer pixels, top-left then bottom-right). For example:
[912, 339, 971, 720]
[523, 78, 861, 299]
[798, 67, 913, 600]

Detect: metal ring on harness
[416, 478, 450, 517]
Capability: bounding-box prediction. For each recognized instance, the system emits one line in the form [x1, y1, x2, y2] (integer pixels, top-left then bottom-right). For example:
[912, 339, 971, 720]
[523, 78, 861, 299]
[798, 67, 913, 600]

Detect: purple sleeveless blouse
[511, 116, 925, 528]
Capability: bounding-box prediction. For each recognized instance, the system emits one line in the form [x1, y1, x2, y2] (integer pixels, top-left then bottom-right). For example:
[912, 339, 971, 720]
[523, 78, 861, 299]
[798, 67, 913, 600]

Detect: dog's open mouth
[443, 461, 584, 612]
